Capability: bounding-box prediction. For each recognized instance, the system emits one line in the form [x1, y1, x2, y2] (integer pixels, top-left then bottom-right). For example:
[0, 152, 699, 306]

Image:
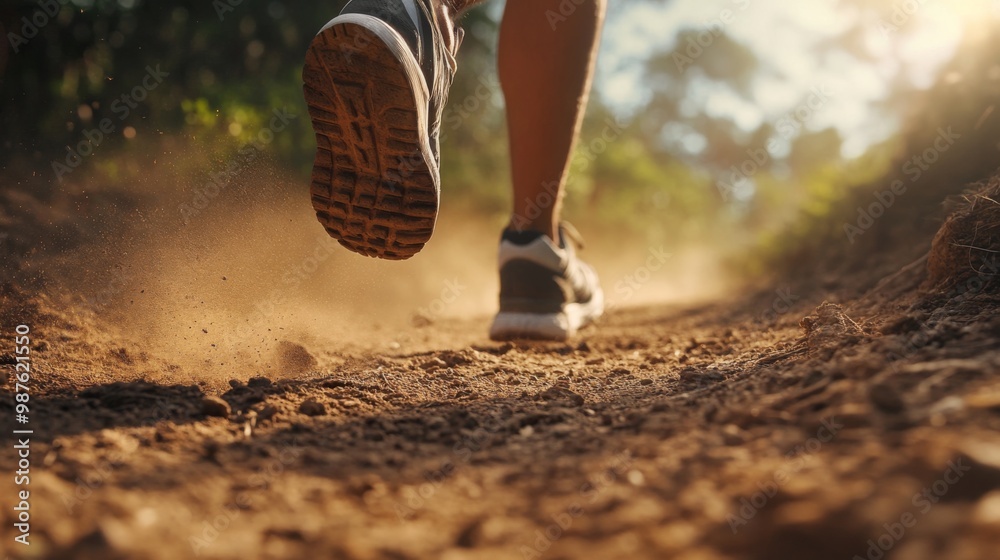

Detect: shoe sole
[303, 14, 438, 260]
[489, 290, 605, 342]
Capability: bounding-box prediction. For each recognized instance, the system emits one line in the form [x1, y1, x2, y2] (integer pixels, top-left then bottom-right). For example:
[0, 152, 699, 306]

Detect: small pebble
[299, 399, 327, 416]
[201, 396, 231, 418]
[248, 377, 273, 388]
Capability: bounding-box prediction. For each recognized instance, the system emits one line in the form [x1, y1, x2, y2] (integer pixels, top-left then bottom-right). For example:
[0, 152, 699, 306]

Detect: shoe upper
[340, 0, 462, 164]
[497, 226, 602, 314]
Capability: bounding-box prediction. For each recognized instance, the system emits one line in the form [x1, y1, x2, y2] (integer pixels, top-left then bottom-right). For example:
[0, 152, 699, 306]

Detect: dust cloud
[23, 152, 727, 383]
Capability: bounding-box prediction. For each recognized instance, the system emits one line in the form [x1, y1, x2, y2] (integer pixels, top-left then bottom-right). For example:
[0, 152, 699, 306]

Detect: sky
[595, 0, 999, 158]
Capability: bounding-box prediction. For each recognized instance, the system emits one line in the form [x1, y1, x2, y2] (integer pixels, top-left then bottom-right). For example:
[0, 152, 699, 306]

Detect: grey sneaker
[303, 0, 463, 260]
[489, 225, 604, 341]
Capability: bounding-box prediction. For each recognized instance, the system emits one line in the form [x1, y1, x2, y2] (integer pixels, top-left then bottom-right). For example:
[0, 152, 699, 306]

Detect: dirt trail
[2, 168, 1000, 560]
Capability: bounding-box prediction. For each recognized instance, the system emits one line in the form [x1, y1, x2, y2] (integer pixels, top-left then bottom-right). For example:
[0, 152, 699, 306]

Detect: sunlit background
[2, 0, 1000, 324]
[600, 0, 999, 156]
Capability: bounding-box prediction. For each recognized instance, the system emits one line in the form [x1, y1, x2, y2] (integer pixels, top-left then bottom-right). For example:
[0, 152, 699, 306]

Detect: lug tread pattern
[303, 23, 438, 260]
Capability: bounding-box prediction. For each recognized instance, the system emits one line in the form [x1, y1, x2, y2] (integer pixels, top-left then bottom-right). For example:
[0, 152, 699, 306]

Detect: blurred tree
[0, 1, 501, 175]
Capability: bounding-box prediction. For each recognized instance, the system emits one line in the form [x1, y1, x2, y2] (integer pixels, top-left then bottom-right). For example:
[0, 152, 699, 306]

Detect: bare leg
[498, 0, 607, 240]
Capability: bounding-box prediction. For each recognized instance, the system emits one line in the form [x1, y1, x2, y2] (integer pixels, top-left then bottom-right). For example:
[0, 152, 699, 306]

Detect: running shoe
[489, 225, 604, 341]
[303, 0, 462, 259]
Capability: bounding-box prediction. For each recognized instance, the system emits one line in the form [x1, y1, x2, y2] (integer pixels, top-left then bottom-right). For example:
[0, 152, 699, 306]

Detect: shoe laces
[560, 222, 586, 251]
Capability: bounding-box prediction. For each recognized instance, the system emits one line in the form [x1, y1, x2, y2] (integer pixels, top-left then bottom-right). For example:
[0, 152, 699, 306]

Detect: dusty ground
[2, 166, 1000, 560]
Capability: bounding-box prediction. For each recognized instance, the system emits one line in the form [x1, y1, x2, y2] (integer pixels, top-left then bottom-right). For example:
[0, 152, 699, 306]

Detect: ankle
[506, 220, 558, 242]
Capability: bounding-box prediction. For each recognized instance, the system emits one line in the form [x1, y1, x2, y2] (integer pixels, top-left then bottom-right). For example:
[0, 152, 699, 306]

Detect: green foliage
[4, 0, 998, 283]
[2, 1, 347, 165]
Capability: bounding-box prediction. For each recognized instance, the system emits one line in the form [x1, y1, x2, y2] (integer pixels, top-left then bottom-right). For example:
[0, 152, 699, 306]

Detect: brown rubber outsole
[303, 20, 438, 260]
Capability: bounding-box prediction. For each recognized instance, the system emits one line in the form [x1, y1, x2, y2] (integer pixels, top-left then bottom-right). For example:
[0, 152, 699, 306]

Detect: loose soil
[2, 169, 1000, 560]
